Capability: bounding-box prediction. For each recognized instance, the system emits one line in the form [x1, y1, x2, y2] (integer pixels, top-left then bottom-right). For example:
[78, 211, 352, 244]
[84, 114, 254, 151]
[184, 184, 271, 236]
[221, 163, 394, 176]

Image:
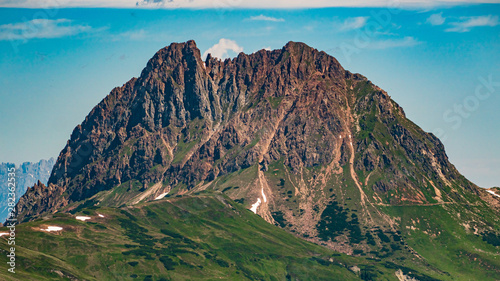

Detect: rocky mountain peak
[15, 41, 485, 256]
[142, 40, 202, 75]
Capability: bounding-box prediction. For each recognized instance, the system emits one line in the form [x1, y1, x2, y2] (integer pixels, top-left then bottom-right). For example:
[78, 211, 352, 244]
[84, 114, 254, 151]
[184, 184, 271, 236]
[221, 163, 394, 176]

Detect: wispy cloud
[3, 0, 500, 8]
[249, 15, 285, 22]
[339, 17, 369, 31]
[136, 0, 164, 5]
[0, 19, 92, 41]
[111, 29, 148, 41]
[108, 28, 171, 42]
[366, 37, 422, 49]
[136, 0, 177, 7]
[426, 13, 446, 26]
[202, 38, 243, 60]
[445, 15, 499, 32]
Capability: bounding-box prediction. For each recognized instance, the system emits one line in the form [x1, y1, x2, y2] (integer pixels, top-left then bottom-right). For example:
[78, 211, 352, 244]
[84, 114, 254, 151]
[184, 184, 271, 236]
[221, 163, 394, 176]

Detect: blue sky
[0, 2, 499, 187]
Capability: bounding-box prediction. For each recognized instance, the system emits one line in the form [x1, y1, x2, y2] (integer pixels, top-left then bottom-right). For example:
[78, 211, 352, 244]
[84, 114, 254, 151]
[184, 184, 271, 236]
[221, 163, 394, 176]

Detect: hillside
[0, 192, 440, 280]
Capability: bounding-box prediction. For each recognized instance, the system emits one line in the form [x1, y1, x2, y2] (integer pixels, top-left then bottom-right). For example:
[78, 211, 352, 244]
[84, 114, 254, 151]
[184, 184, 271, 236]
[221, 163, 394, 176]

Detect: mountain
[11, 41, 500, 279]
[0, 158, 55, 221]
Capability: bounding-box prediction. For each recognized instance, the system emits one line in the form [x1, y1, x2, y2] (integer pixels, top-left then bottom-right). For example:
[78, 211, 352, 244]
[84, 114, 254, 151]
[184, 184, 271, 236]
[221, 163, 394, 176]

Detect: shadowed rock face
[16, 41, 484, 251]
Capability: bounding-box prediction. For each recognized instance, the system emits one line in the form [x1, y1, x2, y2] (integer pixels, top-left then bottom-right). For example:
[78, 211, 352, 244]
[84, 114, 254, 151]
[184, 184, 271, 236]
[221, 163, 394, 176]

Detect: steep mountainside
[0, 158, 55, 221]
[14, 41, 500, 278]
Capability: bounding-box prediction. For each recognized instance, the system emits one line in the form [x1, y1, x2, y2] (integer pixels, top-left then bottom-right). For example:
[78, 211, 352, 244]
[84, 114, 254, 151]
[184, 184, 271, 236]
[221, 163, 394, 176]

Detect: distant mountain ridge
[0, 158, 55, 221]
[12, 41, 500, 278]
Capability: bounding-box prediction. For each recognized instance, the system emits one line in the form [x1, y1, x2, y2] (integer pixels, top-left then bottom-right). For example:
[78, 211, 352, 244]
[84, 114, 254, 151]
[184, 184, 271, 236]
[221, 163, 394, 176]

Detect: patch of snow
[261, 188, 267, 203]
[486, 189, 500, 198]
[250, 198, 261, 214]
[42, 226, 63, 232]
[155, 191, 169, 200]
[76, 216, 91, 221]
[98, 214, 105, 218]
[0, 232, 9, 237]
[339, 135, 342, 139]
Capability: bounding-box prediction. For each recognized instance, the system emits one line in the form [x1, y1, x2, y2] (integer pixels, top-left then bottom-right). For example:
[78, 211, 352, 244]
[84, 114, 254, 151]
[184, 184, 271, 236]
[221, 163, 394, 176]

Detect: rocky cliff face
[16, 41, 492, 254]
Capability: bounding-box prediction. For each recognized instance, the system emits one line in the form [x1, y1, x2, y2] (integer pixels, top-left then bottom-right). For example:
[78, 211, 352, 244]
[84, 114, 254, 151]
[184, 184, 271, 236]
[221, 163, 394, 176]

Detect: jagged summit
[15, 41, 496, 256]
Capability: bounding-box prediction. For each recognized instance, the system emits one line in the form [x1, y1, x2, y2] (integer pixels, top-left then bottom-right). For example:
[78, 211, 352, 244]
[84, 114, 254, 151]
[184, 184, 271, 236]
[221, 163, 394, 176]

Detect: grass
[2, 169, 498, 280]
[267, 96, 283, 109]
[0, 192, 412, 281]
[171, 137, 199, 165]
[382, 204, 500, 280]
[202, 158, 500, 280]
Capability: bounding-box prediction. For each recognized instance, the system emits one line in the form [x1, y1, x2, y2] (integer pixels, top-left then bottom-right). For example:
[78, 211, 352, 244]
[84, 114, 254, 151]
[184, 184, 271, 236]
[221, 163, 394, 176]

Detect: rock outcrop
[0, 158, 55, 221]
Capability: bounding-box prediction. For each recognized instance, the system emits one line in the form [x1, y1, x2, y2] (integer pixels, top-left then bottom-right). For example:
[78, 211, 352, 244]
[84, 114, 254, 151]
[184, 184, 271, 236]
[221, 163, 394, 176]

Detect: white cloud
[249, 15, 285, 22]
[445, 15, 499, 32]
[366, 36, 422, 49]
[426, 13, 446, 25]
[0, 0, 137, 8]
[2, 0, 500, 8]
[202, 38, 243, 60]
[340, 17, 369, 31]
[253, 46, 272, 53]
[109, 28, 171, 42]
[136, 0, 165, 6]
[111, 29, 148, 41]
[0, 19, 91, 41]
[124, 29, 148, 40]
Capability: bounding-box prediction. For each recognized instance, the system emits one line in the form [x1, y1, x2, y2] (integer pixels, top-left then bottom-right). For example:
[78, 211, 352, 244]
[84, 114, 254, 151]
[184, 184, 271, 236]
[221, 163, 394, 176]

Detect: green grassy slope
[209, 166, 500, 281]
[0, 192, 420, 281]
[383, 203, 500, 280]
